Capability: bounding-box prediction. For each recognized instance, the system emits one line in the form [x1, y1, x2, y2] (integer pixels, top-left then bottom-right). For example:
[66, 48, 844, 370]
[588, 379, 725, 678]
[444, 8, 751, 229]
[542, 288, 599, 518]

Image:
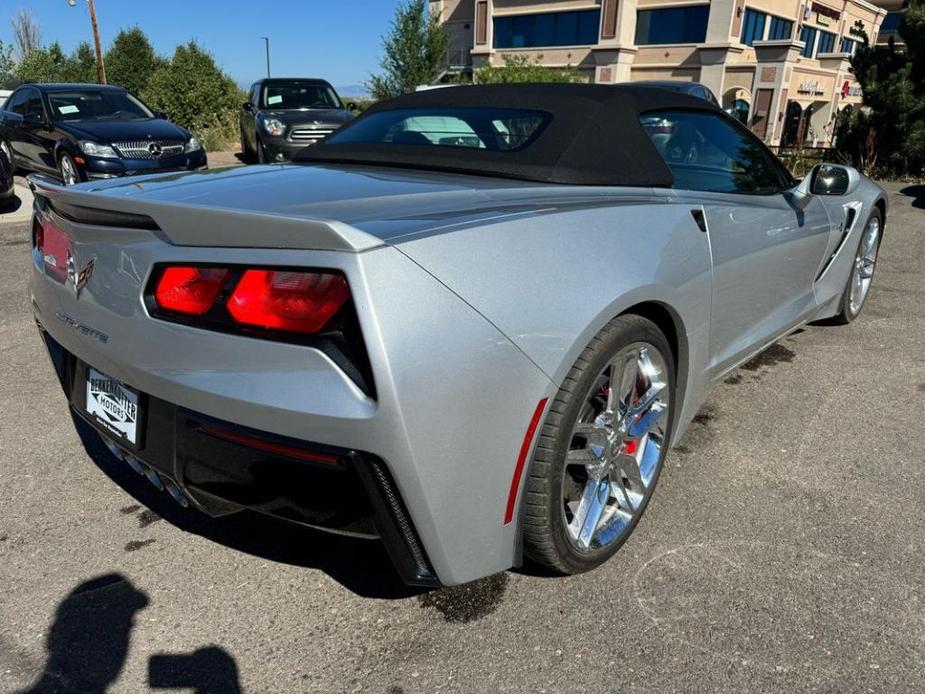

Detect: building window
[817, 30, 836, 54]
[635, 5, 710, 45]
[840, 37, 858, 54]
[741, 9, 767, 46]
[800, 25, 818, 57]
[768, 16, 793, 40]
[493, 10, 601, 48]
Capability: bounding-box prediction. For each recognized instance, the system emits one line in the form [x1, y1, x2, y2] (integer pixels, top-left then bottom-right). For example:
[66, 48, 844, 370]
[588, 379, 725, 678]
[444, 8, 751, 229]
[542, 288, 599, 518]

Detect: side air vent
[815, 202, 863, 283]
[844, 207, 857, 231]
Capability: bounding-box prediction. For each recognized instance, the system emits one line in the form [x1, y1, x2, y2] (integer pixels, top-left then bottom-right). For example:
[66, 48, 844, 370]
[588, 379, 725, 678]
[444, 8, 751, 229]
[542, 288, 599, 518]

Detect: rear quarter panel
[393, 193, 714, 443]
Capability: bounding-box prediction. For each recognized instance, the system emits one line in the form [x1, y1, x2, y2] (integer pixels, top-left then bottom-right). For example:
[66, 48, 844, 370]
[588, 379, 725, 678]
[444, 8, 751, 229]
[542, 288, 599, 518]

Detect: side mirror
[242, 102, 254, 113]
[808, 163, 859, 196]
[153, 110, 168, 120]
[346, 102, 358, 112]
[22, 112, 46, 129]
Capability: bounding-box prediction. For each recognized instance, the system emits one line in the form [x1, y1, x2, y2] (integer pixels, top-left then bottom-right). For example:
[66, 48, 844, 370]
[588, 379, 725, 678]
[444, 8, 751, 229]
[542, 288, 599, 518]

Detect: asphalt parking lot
[0, 178, 923, 693]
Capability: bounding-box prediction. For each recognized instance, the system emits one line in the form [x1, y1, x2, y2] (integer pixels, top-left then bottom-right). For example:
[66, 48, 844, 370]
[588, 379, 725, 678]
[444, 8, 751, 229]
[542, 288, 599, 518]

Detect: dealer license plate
[85, 368, 141, 444]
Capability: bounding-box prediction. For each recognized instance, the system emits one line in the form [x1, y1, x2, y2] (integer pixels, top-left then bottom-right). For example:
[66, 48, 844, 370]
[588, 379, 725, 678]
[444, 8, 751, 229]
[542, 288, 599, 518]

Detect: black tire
[829, 208, 882, 325]
[256, 137, 268, 164]
[522, 314, 676, 575]
[58, 152, 84, 186]
[240, 126, 253, 163]
[0, 140, 16, 175]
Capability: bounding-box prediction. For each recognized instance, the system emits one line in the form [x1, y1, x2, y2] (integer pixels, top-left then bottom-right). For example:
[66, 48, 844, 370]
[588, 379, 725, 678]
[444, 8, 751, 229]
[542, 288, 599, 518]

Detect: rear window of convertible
[324, 107, 550, 151]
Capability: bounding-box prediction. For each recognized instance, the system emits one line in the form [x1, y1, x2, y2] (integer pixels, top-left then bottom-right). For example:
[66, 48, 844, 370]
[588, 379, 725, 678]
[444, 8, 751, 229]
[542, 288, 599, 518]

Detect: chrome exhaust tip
[143, 466, 164, 491]
[104, 439, 123, 461]
[124, 454, 145, 476]
[102, 435, 190, 506]
[163, 478, 190, 507]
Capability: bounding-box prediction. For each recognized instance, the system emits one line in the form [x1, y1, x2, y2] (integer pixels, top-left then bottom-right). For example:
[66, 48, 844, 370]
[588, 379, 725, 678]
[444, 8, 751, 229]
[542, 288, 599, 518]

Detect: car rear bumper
[28, 196, 555, 585]
[40, 326, 439, 586]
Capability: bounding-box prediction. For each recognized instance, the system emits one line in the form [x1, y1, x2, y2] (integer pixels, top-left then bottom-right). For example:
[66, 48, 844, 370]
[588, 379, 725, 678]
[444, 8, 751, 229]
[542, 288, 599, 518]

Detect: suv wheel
[256, 138, 269, 164]
[240, 126, 253, 163]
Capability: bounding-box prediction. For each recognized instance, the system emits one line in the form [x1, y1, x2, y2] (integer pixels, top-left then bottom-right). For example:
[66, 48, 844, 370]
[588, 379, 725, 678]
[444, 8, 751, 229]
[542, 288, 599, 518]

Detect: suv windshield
[325, 107, 550, 151]
[47, 90, 154, 121]
[261, 82, 342, 110]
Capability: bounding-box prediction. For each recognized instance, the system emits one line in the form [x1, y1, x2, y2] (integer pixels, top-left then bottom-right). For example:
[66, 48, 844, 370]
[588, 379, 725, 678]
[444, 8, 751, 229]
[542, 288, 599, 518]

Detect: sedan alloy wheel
[59, 153, 80, 186]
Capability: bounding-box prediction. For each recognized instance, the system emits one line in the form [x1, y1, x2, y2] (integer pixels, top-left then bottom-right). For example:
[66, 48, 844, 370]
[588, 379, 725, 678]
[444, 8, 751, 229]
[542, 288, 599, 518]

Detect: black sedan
[0, 83, 207, 185]
[240, 78, 354, 163]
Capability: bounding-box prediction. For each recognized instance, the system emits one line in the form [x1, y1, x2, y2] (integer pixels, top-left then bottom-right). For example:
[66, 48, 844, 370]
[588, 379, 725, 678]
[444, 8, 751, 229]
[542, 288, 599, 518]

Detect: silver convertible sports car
[29, 85, 885, 586]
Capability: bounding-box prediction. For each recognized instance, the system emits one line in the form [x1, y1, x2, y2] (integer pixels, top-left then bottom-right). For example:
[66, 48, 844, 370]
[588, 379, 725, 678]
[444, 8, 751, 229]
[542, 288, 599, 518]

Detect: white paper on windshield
[267, 95, 282, 105]
[58, 105, 80, 114]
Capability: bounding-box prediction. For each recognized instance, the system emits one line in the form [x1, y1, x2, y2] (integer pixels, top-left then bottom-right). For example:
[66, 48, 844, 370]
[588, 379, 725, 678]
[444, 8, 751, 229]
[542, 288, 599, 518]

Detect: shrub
[475, 53, 584, 84]
[141, 41, 243, 151]
[14, 42, 68, 83]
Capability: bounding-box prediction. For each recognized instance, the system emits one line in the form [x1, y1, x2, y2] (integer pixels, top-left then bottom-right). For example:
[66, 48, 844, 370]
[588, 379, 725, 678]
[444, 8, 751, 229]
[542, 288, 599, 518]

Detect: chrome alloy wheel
[849, 216, 880, 316]
[562, 342, 670, 551]
[59, 155, 79, 186]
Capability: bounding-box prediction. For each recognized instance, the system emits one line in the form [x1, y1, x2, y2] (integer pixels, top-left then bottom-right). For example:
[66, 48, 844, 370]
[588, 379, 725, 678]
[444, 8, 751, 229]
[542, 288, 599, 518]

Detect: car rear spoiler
[27, 174, 384, 252]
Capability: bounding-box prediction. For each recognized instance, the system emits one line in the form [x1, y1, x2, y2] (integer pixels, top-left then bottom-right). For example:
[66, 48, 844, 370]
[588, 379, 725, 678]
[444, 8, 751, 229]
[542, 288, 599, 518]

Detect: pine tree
[843, 2, 925, 174]
[106, 27, 165, 96]
[367, 0, 449, 100]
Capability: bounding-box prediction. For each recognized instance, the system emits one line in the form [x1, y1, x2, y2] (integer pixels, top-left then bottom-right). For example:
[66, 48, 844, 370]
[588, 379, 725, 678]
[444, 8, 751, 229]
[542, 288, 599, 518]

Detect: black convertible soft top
[294, 83, 722, 186]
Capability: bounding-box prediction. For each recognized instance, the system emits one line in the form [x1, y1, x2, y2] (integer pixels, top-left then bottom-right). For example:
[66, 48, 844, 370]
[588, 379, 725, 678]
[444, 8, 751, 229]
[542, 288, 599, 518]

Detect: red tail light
[154, 266, 230, 315]
[227, 270, 349, 334]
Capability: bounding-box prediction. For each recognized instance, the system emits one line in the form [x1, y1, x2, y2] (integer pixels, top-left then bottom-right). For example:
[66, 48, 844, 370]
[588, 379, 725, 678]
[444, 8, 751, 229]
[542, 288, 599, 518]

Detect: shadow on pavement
[149, 647, 242, 693]
[12, 574, 242, 694]
[900, 184, 925, 210]
[72, 413, 424, 600]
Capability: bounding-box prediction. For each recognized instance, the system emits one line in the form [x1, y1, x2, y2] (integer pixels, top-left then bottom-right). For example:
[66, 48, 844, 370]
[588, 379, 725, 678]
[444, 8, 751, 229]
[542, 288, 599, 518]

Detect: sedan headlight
[262, 118, 285, 137]
[78, 141, 119, 159]
[184, 136, 202, 153]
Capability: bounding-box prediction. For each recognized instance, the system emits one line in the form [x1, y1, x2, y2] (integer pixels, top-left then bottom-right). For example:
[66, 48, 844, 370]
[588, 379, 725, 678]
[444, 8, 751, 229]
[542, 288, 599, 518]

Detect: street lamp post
[67, 0, 107, 84]
[262, 36, 271, 78]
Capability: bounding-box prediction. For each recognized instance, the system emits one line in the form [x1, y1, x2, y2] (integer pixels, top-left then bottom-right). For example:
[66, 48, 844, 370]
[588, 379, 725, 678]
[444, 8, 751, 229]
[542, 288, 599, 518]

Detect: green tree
[841, 4, 925, 174]
[106, 27, 165, 96]
[14, 41, 68, 83]
[58, 42, 98, 84]
[141, 41, 243, 150]
[367, 0, 449, 99]
[475, 53, 583, 84]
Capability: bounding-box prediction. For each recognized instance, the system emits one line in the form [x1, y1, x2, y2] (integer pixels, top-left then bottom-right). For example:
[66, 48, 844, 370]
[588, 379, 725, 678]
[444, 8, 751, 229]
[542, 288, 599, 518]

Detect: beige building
[431, 0, 905, 146]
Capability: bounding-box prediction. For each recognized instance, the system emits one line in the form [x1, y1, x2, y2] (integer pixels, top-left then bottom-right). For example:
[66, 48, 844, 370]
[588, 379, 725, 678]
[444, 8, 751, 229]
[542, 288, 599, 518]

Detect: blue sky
[1, 1, 401, 92]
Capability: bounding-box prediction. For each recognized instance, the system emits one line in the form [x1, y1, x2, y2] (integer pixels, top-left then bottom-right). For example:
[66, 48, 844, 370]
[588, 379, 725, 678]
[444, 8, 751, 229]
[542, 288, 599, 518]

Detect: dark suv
[240, 78, 355, 163]
[0, 83, 207, 185]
